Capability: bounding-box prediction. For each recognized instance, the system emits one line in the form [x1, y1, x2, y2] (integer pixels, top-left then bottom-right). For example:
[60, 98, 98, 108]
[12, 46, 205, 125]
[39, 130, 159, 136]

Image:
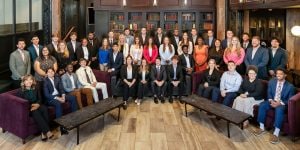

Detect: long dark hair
[145, 37, 155, 48]
[163, 37, 173, 53]
[139, 59, 149, 73]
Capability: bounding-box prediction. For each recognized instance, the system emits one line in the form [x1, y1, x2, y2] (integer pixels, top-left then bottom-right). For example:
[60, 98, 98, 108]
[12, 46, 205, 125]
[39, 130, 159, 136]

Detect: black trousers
[168, 80, 183, 98]
[151, 81, 167, 97]
[197, 84, 215, 99]
[137, 82, 149, 99]
[122, 79, 136, 101]
[12, 79, 21, 89]
[30, 104, 50, 134]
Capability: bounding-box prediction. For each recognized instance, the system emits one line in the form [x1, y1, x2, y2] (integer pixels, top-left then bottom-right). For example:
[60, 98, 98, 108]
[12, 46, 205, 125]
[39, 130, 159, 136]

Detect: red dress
[194, 45, 208, 72]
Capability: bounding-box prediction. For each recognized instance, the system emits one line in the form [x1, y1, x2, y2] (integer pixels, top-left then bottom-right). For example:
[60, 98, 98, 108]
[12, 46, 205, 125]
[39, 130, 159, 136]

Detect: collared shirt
[271, 47, 278, 57]
[192, 36, 197, 45]
[220, 71, 242, 93]
[209, 37, 213, 46]
[82, 46, 89, 60]
[71, 41, 76, 52]
[68, 73, 76, 89]
[142, 71, 146, 81]
[158, 34, 162, 44]
[89, 40, 93, 46]
[113, 52, 118, 62]
[52, 42, 58, 51]
[274, 80, 285, 101]
[173, 65, 177, 80]
[34, 44, 40, 56]
[18, 49, 25, 62]
[184, 54, 191, 68]
[243, 41, 249, 49]
[127, 67, 132, 79]
[149, 48, 152, 57]
[252, 46, 260, 59]
[175, 36, 179, 45]
[49, 77, 59, 95]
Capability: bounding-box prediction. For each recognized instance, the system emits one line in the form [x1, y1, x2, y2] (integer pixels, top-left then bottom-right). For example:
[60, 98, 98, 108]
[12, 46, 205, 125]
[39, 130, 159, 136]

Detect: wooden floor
[0, 98, 299, 150]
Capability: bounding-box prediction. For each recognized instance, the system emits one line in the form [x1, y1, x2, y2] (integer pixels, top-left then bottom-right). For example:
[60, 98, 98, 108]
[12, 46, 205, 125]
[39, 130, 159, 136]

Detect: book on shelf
[111, 14, 124, 21]
[205, 13, 213, 21]
[203, 22, 213, 30]
[182, 13, 195, 21]
[164, 23, 178, 30]
[147, 13, 160, 21]
[164, 13, 177, 21]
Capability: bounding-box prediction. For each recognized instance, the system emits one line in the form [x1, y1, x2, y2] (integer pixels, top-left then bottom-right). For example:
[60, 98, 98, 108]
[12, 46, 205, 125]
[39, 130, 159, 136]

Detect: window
[0, 0, 13, 35]
[16, 0, 30, 33]
[32, 0, 42, 30]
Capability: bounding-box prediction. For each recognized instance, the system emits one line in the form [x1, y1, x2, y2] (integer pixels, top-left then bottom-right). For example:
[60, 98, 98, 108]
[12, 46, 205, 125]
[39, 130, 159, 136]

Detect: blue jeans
[211, 88, 237, 106]
[47, 95, 78, 118]
[257, 101, 286, 129]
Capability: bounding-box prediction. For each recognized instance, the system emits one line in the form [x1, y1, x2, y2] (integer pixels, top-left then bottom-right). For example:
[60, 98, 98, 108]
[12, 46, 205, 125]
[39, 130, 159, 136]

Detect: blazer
[46, 43, 58, 56]
[268, 47, 287, 71]
[167, 65, 183, 82]
[221, 39, 229, 49]
[76, 46, 92, 62]
[242, 41, 252, 52]
[238, 78, 264, 100]
[170, 35, 182, 52]
[150, 65, 167, 82]
[43, 76, 65, 101]
[143, 45, 158, 64]
[125, 35, 134, 46]
[120, 65, 138, 80]
[18, 88, 42, 104]
[154, 34, 165, 48]
[76, 66, 97, 86]
[87, 37, 101, 55]
[189, 35, 199, 46]
[139, 35, 149, 46]
[267, 79, 295, 105]
[67, 41, 81, 61]
[108, 52, 123, 72]
[28, 44, 43, 63]
[205, 37, 216, 48]
[61, 73, 82, 93]
[137, 69, 151, 82]
[244, 46, 269, 79]
[201, 68, 221, 87]
[9, 50, 31, 80]
[179, 54, 195, 70]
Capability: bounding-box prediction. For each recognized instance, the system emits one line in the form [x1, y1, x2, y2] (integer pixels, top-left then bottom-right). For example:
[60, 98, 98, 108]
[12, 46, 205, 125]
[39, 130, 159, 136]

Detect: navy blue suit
[221, 39, 229, 49]
[268, 47, 287, 71]
[28, 44, 43, 63]
[257, 79, 295, 129]
[244, 46, 269, 79]
[43, 76, 77, 118]
[108, 52, 123, 77]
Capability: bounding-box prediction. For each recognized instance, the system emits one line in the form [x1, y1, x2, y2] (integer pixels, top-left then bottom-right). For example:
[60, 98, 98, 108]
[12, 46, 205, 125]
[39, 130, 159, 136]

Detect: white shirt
[175, 36, 179, 45]
[52, 42, 58, 51]
[192, 36, 197, 45]
[127, 67, 132, 79]
[71, 41, 76, 52]
[149, 48, 152, 57]
[252, 46, 259, 59]
[158, 34, 162, 44]
[274, 81, 284, 101]
[272, 47, 278, 57]
[82, 46, 89, 60]
[184, 54, 191, 68]
[49, 77, 59, 95]
[34, 44, 39, 56]
[68, 74, 76, 89]
[113, 52, 118, 62]
[142, 71, 146, 81]
[18, 49, 25, 62]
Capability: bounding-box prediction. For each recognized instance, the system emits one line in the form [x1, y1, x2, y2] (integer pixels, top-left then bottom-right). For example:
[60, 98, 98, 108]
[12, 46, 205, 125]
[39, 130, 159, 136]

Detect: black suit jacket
[189, 36, 199, 46]
[167, 65, 183, 82]
[201, 69, 221, 87]
[108, 52, 123, 72]
[179, 54, 194, 70]
[88, 37, 101, 55]
[67, 41, 81, 61]
[137, 70, 151, 82]
[221, 39, 228, 49]
[120, 65, 138, 80]
[170, 35, 182, 52]
[154, 34, 165, 48]
[150, 65, 167, 81]
[268, 47, 287, 71]
[205, 37, 216, 48]
[76, 46, 92, 62]
[46, 43, 57, 56]
[139, 35, 149, 46]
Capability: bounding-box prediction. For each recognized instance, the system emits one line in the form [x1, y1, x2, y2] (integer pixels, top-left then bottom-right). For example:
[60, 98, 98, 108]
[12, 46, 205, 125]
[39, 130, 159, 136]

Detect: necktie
[84, 69, 92, 84]
[156, 67, 160, 80]
[275, 82, 282, 101]
[89, 40, 93, 46]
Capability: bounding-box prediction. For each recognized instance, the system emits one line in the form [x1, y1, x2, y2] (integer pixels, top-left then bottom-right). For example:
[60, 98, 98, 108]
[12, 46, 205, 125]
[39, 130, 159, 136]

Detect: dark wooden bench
[181, 95, 251, 138]
[54, 98, 124, 145]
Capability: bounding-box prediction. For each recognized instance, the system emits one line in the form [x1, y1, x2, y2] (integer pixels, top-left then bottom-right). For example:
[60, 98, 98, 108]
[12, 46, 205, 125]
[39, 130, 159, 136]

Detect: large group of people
[9, 27, 294, 144]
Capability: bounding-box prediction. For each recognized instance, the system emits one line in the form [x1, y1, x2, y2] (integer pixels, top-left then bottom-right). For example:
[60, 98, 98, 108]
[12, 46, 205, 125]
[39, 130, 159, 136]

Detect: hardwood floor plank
[135, 141, 151, 150]
[150, 133, 168, 150]
[135, 112, 150, 141]
[118, 133, 135, 150]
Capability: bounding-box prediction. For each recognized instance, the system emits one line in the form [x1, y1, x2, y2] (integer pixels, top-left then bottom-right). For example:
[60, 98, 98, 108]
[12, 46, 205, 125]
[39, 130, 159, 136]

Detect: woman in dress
[177, 32, 193, 55]
[143, 37, 158, 65]
[136, 59, 151, 105]
[130, 36, 143, 65]
[159, 37, 175, 65]
[223, 36, 245, 73]
[193, 37, 208, 72]
[208, 39, 225, 70]
[98, 38, 111, 71]
[56, 41, 71, 75]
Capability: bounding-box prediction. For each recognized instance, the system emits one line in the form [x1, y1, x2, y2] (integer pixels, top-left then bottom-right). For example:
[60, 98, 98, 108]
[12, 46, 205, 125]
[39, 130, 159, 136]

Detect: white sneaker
[134, 99, 138, 103]
[137, 99, 141, 105]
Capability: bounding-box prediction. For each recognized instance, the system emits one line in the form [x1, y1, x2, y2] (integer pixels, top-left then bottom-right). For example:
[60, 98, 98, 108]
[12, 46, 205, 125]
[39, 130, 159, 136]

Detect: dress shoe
[154, 97, 158, 104]
[270, 134, 280, 144]
[169, 97, 173, 103]
[253, 128, 265, 137]
[160, 96, 165, 103]
[123, 101, 127, 110]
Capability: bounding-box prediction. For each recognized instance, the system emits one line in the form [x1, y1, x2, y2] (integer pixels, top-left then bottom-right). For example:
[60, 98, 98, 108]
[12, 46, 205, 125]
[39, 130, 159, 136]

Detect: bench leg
[22, 139, 26, 144]
[227, 122, 230, 138]
[185, 103, 187, 117]
[118, 106, 120, 121]
[77, 126, 80, 145]
[2, 129, 5, 133]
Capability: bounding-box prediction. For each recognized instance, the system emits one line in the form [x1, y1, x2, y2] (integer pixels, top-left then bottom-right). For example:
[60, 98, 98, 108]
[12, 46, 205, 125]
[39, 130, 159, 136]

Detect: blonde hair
[118, 34, 125, 51]
[224, 36, 242, 57]
[58, 41, 69, 58]
[20, 74, 37, 91]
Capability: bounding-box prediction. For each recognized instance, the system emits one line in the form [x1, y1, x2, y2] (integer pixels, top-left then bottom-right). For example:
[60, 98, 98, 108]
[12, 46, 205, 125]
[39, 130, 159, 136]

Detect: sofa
[0, 70, 110, 144]
[192, 71, 300, 141]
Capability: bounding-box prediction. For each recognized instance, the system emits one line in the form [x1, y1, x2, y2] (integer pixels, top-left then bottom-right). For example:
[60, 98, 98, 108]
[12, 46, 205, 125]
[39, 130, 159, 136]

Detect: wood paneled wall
[52, 0, 61, 37]
[216, 0, 226, 39]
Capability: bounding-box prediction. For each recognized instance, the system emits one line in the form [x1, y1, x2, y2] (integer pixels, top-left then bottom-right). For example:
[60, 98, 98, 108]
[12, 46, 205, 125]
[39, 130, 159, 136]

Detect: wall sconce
[239, 0, 244, 3]
[123, 0, 126, 6]
[153, 0, 157, 6]
[291, 26, 300, 37]
[184, 0, 187, 6]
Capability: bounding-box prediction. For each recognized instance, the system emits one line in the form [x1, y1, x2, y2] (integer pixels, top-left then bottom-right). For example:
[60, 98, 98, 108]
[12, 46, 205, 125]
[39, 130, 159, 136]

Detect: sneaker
[134, 99, 138, 103]
[253, 128, 265, 136]
[137, 99, 141, 105]
[270, 134, 280, 144]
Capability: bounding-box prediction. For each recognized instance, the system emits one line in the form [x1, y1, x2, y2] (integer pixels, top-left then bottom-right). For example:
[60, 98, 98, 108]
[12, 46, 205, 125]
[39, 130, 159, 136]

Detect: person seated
[232, 65, 264, 127]
[268, 37, 287, 77]
[76, 58, 109, 102]
[167, 55, 183, 103]
[211, 61, 242, 106]
[120, 56, 138, 109]
[150, 57, 167, 104]
[18, 74, 54, 141]
[254, 67, 295, 144]
[179, 45, 194, 76]
[136, 59, 151, 105]
[108, 42, 124, 78]
[61, 64, 93, 109]
[197, 59, 221, 99]
[43, 68, 77, 134]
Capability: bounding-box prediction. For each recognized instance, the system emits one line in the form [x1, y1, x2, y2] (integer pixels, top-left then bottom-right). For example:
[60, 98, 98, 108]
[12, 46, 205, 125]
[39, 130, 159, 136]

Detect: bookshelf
[109, 12, 125, 32]
[181, 12, 196, 32]
[146, 12, 160, 30]
[164, 12, 178, 31]
[128, 12, 143, 31]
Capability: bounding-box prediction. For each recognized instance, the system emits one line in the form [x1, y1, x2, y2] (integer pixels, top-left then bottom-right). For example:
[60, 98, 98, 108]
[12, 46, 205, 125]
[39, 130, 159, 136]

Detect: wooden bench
[181, 95, 251, 138]
[54, 98, 124, 145]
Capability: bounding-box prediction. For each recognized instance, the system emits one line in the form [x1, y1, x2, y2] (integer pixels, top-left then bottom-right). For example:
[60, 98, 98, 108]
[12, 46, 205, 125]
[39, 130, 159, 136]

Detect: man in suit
[254, 68, 295, 144]
[108, 31, 116, 47]
[87, 32, 100, 69]
[67, 32, 81, 64]
[9, 38, 31, 88]
[61, 64, 93, 109]
[124, 28, 134, 47]
[167, 55, 184, 103]
[268, 38, 287, 77]
[150, 57, 167, 104]
[76, 38, 92, 67]
[28, 35, 43, 64]
[76, 58, 109, 103]
[179, 45, 194, 76]
[205, 30, 216, 48]
[221, 30, 234, 48]
[244, 36, 269, 80]
[139, 27, 149, 46]
[190, 28, 199, 46]
[170, 29, 182, 53]
[241, 33, 252, 51]
[108, 42, 124, 78]
[154, 27, 165, 48]
[46, 33, 59, 56]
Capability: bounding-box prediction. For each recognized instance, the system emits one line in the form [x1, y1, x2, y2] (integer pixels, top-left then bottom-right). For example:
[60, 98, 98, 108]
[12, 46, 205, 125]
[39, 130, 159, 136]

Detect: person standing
[143, 37, 158, 65]
[47, 33, 60, 56]
[130, 36, 143, 65]
[179, 45, 194, 76]
[154, 27, 165, 48]
[177, 32, 193, 55]
[28, 35, 43, 64]
[87, 32, 100, 69]
[193, 37, 208, 72]
[159, 37, 175, 65]
[9, 38, 31, 88]
[268, 38, 287, 77]
[108, 31, 116, 47]
[170, 29, 182, 53]
[221, 30, 234, 48]
[67, 32, 81, 65]
[108, 42, 124, 77]
[190, 28, 199, 46]
[76, 38, 93, 67]
[205, 30, 216, 49]
[118, 34, 130, 63]
[124, 28, 134, 46]
[55, 41, 72, 75]
[98, 38, 111, 71]
[139, 27, 149, 46]
[208, 39, 225, 70]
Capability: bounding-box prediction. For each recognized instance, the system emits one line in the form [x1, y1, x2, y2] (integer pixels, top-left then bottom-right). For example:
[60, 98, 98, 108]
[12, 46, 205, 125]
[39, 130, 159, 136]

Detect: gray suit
[61, 73, 82, 93]
[9, 49, 31, 80]
[125, 35, 134, 46]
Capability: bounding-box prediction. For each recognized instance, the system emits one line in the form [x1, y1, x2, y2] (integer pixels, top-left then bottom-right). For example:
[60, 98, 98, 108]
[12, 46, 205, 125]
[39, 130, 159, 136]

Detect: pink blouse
[223, 48, 245, 65]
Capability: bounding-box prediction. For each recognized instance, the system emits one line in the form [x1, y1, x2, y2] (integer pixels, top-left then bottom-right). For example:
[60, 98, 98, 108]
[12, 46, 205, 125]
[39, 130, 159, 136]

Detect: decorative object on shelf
[291, 26, 300, 37]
